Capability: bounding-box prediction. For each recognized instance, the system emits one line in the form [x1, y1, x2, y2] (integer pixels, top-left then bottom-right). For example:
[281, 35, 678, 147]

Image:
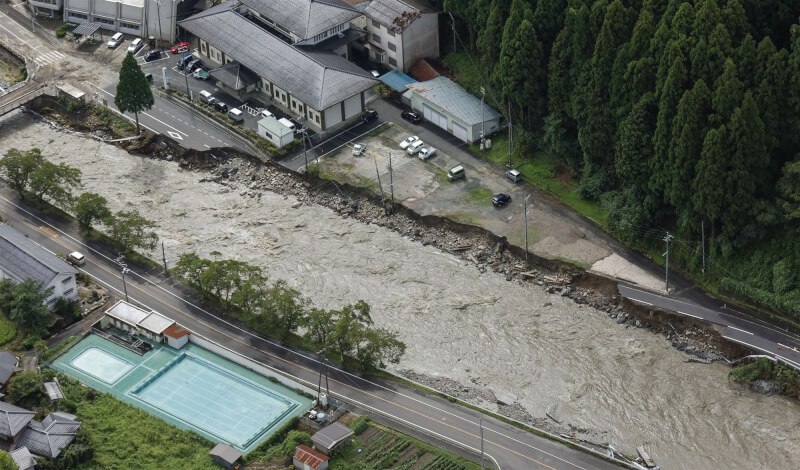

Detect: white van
[198, 90, 215, 104]
[67, 251, 86, 266]
[278, 117, 296, 132]
[107, 32, 124, 49]
[406, 139, 425, 155]
[127, 38, 143, 54]
[227, 108, 244, 123]
[447, 165, 465, 181]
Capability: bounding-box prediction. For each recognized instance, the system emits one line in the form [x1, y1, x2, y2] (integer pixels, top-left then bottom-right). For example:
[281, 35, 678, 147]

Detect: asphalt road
[0, 187, 622, 470]
[619, 284, 800, 369]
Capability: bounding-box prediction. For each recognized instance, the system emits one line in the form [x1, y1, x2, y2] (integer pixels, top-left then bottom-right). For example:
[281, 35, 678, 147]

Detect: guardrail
[0, 83, 50, 117]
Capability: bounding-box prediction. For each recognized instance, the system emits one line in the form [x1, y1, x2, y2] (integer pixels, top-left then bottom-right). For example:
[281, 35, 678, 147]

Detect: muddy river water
[1, 111, 798, 469]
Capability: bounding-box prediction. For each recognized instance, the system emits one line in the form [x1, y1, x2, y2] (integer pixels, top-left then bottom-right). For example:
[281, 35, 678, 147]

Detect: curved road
[0, 189, 624, 470]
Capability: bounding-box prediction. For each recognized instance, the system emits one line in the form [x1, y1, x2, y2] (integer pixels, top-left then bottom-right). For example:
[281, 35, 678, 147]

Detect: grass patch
[0, 59, 26, 87]
[465, 188, 493, 206]
[42, 335, 80, 362]
[0, 313, 17, 347]
[729, 358, 800, 399]
[448, 213, 476, 225]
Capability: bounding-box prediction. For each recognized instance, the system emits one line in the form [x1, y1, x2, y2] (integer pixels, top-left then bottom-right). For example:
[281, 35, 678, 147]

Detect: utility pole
[507, 99, 512, 168]
[388, 152, 394, 213]
[302, 126, 308, 172]
[663, 232, 673, 293]
[316, 347, 330, 404]
[183, 63, 191, 99]
[524, 194, 530, 265]
[448, 12, 456, 53]
[701, 220, 705, 273]
[155, 0, 164, 48]
[480, 86, 485, 150]
[480, 416, 485, 470]
[116, 256, 130, 302]
[161, 241, 168, 272]
[373, 155, 386, 206]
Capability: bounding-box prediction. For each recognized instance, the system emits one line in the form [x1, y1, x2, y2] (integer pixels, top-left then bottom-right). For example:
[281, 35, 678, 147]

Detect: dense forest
[436, 0, 800, 320]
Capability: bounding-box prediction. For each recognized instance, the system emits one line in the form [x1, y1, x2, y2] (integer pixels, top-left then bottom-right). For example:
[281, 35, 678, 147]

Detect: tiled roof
[238, 0, 359, 41]
[9, 447, 35, 470]
[16, 412, 81, 458]
[294, 444, 329, 469]
[311, 422, 353, 449]
[0, 402, 35, 439]
[210, 443, 241, 464]
[208, 63, 259, 91]
[408, 58, 450, 82]
[365, 0, 432, 32]
[179, 4, 378, 111]
[406, 77, 502, 125]
[0, 223, 76, 287]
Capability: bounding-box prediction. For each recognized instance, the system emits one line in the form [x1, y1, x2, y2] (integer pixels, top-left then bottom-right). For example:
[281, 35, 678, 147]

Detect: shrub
[307, 163, 320, 178]
[349, 416, 369, 435]
[6, 372, 44, 409]
[20, 334, 41, 350]
[0, 315, 17, 347]
[56, 24, 68, 38]
[773, 260, 794, 295]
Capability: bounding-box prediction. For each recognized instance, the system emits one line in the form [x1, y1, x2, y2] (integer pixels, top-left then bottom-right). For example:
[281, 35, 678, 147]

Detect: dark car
[176, 53, 193, 69]
[144, 49, 162, 62]
[361, 109, 378, 122]
[401, 110, 421, 124]
[212, 101, 228, 113]
[492, 194, 512, 207]
[185, 58, 202, 73]
[144, 72, 153, 84]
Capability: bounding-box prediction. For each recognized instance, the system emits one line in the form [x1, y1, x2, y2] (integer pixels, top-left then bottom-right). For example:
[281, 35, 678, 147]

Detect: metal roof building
[379, 69, 417, 92]
[0, 351, 21, 387]
[0, 224, 76, 287]
[406, 77, 502, 143]
[311, 422, 353, 456]
[0, 401, 35, 439]
[16, 411, 81, 458]
[103, 300, 177, 344]
[238, 0, 360, 43]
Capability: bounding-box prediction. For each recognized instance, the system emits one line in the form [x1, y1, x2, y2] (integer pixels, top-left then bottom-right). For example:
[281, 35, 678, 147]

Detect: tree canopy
[115, 53, 154, 132]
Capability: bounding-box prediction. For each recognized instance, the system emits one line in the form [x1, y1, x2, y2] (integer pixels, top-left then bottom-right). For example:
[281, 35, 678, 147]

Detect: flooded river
[1, 111, 798, 469]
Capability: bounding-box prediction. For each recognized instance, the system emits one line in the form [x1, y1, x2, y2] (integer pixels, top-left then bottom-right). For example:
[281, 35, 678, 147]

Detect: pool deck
[51, 334, 311, 453]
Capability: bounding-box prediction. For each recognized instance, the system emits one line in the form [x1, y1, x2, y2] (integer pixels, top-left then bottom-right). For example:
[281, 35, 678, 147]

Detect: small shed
[9, 447, 35, 470]
[210, 443, 242, 469]
[379, 69, 417, 93]
[0, 351, 21, 389]
[163, 324, 189, 349]
[257, 116, 294, 149]
[311, 422, 354, 457]
[293, 444, 329, 470]
[56, 83, 86, 105]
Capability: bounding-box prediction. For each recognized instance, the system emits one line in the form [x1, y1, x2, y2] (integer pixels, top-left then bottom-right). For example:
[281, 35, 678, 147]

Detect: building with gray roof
[239, 0, 360, 44]
[0, 352, 21, 389]
[311, 422, 353, 456]
[16, 411, 81, 459]
[0, 401, 35, 440]
[0, 223, 78, 309]
[9, 446, 35, 470]
[179, 3, 378, 133]
[364, 0, 439, 72]
[406, 76, 502, 144]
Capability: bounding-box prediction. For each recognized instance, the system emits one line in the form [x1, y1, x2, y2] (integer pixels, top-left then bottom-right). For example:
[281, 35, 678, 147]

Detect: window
[389, 57, 397, 67]
[372, 19, 380, 28]
[388, 42, 396, 52]
[94, 17, 114, 25]
[372, 33, 381, 44]
[63, 288, 74, 296]
[387, 29, 395, 37]
[62, 277, 71, 284]
[200, 41, 207, 54]
[315, 115, 320, 124]
[120, 22, 139, 30]
[291, 100, 296, 110]
[264, 131, 273, 139]
[70, 13, 88, 20]
[374, 51, 382, 61]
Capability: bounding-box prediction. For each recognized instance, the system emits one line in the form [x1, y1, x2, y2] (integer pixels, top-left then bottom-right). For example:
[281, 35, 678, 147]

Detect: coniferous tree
[115, 53, 154, 133]
[668, 79, 711, 211]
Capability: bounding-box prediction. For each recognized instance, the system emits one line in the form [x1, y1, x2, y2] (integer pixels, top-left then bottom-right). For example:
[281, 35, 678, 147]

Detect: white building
[62, 0, 194, 42]
[0, 224, 78, 310]
[258, 116, 295, 148]
[101, 300, 188, 347]
[179, 1, 378, 134]
[364, 0, 439, 73]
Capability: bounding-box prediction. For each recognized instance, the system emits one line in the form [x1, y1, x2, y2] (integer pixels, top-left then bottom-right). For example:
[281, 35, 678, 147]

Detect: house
[0, 223, 78, 310]
[100, 300, 182, 346]
[209, 443, 242, 469]
[310, 422, 353, 456]
[258, 116, 295, 149]
[293, 444, 329, 470]
[162, 324, 189, 349]
[405, 77, 502, 144]
[364, 0, 439, 72]
[0, 352, 21, 390]
[61, 0, 199, 42]
[0, 401, 35, 440]
[179, 1, 378, 134]
[9, 446, 35, 470]
[16, 411, 81, 459]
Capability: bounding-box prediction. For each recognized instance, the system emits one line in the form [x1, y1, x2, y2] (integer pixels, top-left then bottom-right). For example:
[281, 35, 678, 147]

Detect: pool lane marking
[0, 198, 575, 470]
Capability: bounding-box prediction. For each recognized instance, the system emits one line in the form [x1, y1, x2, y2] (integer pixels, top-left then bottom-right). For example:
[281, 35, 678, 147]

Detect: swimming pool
[70, 347, 134, 384]
[131, 354, 299, 449]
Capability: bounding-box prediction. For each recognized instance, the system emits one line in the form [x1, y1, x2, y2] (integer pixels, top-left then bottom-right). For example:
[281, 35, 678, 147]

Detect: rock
[291, 201, 303, 209]
[496, 392, 517, 406]
[750, 380, 782, 395]
[616, 314, 628, 324]
[221, 166, 238, 178]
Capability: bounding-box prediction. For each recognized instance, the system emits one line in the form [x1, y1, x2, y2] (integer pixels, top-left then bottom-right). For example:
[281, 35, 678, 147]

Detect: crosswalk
[34, 50, 65, 66]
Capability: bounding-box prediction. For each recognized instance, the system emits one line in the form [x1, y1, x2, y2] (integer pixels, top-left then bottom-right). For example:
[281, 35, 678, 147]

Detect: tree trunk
[134, 111, 140, 134]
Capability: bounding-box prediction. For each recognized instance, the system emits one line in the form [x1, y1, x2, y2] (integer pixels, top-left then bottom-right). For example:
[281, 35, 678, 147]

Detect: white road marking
[0, 18, 32, 46]
[168, 131, 183, 140]
[88, 81, 186, 136]
[628, 298, 652, 306]
[727, 326, 753, 335]
[778, 343, 800, 354]
[677, 311, 703, 320]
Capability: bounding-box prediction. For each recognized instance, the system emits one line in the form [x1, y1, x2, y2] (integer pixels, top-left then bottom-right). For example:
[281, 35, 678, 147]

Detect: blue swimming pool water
[131, 354, 299, 449]
[70, 347, 134, 384]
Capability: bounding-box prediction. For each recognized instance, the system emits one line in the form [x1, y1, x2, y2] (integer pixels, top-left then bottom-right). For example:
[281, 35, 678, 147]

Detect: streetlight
[480, 86, 485, 150]
[115, 256, 130, 302]
[524, 194, 530, 265]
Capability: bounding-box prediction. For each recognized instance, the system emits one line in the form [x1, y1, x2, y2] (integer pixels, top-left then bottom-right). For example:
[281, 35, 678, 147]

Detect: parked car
[143, 49, 162, 62]
[418, 147, 436, 160]
[192, 68, 210, 80]
[352, 143, 366, 156]
[406, 140, 425, 155]
[107, 32, 124, 49]
[447, 165, 465, 181]
[199, 89, 215, 104]
[127, 38, 143, 54]
[213, 101, 228, 113]
[492, 193, 512, 207]
[505, 169, 522, 183]
[227, 108, 244, 123]
[171, 41, 189, 54]
[185, 58, 202, 73]
[67, 251, 85, 266]
[399, 136, 419, 150]
[260, 109, 274, 119]
[401, 110, 421, 124]
[176, 53, 193, 69]
[370, 70, 381, 78]
[144, 72, 153, 84]
[361, 109, 378, 122]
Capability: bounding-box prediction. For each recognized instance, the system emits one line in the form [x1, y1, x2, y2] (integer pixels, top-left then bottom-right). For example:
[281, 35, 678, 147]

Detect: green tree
[777, 156, 800, 221]
[0, 148, 44, 198]
[531, 0, 567, 51]
[722, 0, 749, 42]
[303, 307, 334, 346]
[174, 252, 211, 296]
[476, 0, 506, 64]
[692, 125, 729, 225]
[28, 161, 82, 209]
[6, 371, 44, 408]
[756, 48, 790, 157]
[114, 53, 154, 133]
[260, 280, 308, 338]
[354, 327, 406, 370]
[107, 210, 158, 255]
[735, 34, 757, 88]
[73, 192, 112, 233]
[230, 272, 269, 317]
[690, 23, 732, 86]
[614, 92, 657, 185]
[651, 55, 687, 194]
[691, 0, 721, 39]
[668, 79, 711, 211]
[331, 301, 372, 359]
[498, 19, 546, 124]
[9, 279, 51, 332]
[0, 451, 17, 470]
[710, 59, 743, 125]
